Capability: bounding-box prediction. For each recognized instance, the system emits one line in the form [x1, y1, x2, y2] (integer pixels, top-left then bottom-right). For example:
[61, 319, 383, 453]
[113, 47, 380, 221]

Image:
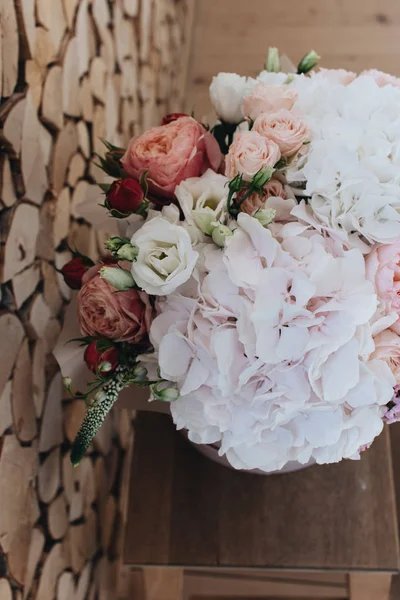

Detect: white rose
[130, 216, 199, 295]
[209, 72, 252, 124]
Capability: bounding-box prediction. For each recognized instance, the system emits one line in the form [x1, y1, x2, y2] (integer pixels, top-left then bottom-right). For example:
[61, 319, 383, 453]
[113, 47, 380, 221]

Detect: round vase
[184, 434, 315, 475]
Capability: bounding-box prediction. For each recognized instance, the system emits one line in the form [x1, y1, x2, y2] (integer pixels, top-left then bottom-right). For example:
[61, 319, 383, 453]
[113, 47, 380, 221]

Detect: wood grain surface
[125, 413, 400, 572]
[186, 0, 400, 118]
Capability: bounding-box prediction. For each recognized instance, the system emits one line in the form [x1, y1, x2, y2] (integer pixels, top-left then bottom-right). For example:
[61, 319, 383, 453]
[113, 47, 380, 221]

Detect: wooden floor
[119, 427, 400, 598]
[121, 413, 400, 599]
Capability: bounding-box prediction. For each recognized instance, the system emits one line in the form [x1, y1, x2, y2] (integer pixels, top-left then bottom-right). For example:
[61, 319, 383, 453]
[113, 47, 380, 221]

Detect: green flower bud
[228, 173, 243, 193]
[158, 387, 180, 402]
[211, 223, 233, 247]
[104, 236, 129, 252]
[253, 167, 275, 189]
[297, 50, 321, 75]
[116, 243, 138, 262]
[265, 47, 280, 73]
[63, 377, 72, 391]
[99, 266, 135, 291]
[150, 382, 180, 402]
[253, 208, 276, 226]
[132, 364, 148, 381]
[192, 208, 217, 235]
[98, 361, 112, 373]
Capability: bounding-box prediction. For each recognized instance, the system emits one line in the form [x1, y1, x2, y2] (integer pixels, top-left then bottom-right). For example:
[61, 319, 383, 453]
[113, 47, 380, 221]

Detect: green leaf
[95, 339, 115, 351]
[139, 170, 149, 198]
[100, 138, 125, 153]
[109, 208, 131, 219]
[65, 245, 95, 266]
[68, 336, 94, 346]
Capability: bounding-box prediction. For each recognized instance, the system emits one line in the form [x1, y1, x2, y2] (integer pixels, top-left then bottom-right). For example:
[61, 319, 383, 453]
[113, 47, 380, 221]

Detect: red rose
[161, 113, 188, 125]
[106, 179, 144, 215]
[61, 257, 92, 290]
[84, 341, 119, 374]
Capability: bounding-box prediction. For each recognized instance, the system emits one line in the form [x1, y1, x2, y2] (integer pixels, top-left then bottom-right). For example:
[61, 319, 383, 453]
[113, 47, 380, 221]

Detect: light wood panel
[349, 573, 392, 600]
[187, 0, 400, 118]
[118, 567, 349, 600]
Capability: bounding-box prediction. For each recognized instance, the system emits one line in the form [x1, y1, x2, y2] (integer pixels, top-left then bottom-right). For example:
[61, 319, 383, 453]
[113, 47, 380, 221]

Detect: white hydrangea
[285, 75, 400, 250]
[147, 215, 395, 472]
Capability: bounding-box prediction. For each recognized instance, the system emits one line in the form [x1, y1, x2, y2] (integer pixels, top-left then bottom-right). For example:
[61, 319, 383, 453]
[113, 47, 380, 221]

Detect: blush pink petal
[253, 109, 310, 158]
[240, 178, 286, 215]
[225, 131, 281, 181]
[77, 269, 153, 343]
[366, 242, 400, 334]
[318, 68, 356, 85]
[361, 69, 400, 88]
[121, 117, 222, 199]
[242, 83, 298, 121]
[204, 130, 223, 171]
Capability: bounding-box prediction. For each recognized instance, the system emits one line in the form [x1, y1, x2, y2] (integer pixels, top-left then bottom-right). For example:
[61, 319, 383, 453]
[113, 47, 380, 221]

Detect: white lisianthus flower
[130, 216, 199, 295]
[175, 169, 230, 236]
[209, 72, 253, 124]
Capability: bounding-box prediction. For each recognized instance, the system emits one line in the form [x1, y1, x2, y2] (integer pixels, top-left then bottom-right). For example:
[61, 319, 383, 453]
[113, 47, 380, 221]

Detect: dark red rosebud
[61, 257, 92, 290]
[84, 341, 119, 375]
[161, 113, 188, 125]
[106, 178, 144, 215]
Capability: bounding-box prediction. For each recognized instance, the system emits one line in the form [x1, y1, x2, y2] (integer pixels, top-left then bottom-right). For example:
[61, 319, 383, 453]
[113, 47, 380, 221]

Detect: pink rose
[121, 117, 222, 200]
[370, 329, 400, 384]
[242, 83, 298, 121]
[361, 69, 400, 88]
[225, 131, 281, 181]
[253, 109, 309, 158]
[366, 243, 400, 334]
[78, 265, 152, 343]
[317, 68, 356, 85]
[263, 178, 287, 199]
[240, 178, 286, 215]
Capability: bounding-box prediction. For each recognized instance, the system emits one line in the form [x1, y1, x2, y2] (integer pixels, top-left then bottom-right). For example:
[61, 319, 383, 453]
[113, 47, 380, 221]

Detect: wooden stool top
[124, 412, 400, 572]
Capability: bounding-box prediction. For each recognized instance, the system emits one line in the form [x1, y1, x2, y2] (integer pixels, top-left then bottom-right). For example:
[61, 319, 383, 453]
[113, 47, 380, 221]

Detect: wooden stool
[119, 413, 400, 600]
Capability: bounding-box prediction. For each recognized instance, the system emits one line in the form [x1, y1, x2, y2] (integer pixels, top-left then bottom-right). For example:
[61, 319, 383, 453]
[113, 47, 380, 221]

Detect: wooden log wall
[0, 0, 194, 598]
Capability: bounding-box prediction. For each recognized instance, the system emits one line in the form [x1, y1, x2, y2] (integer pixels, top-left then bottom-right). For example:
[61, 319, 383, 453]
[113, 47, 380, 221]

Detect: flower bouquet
[56, 49, 400, 473]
